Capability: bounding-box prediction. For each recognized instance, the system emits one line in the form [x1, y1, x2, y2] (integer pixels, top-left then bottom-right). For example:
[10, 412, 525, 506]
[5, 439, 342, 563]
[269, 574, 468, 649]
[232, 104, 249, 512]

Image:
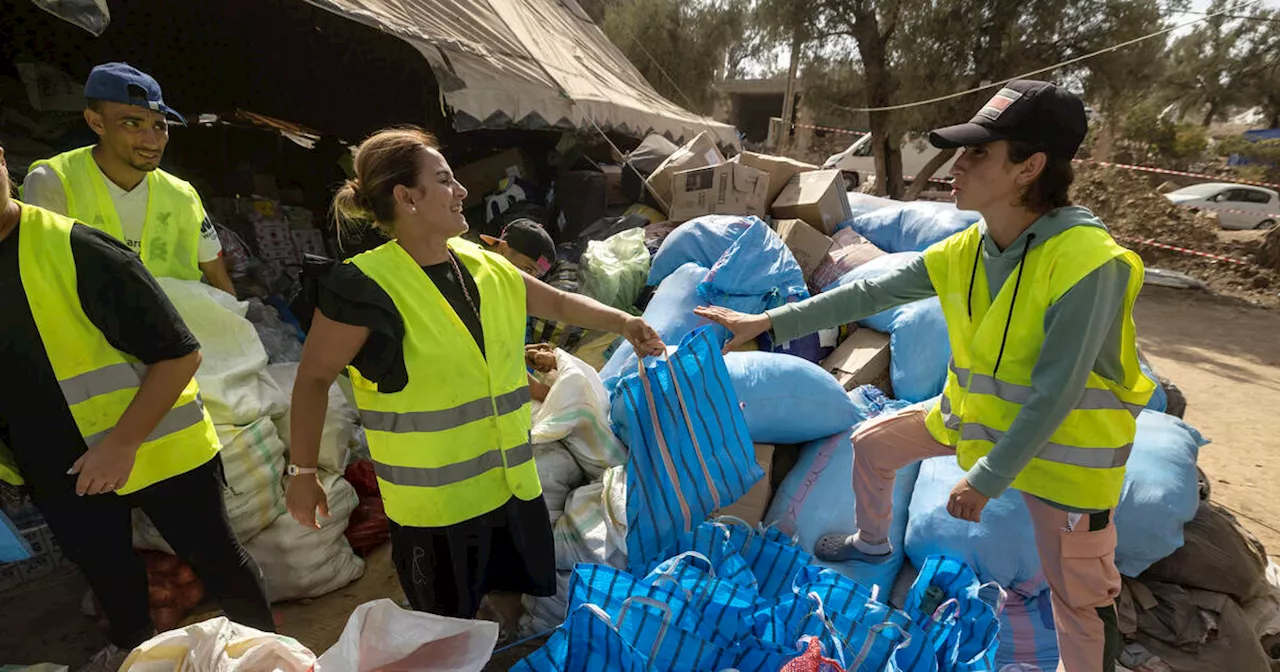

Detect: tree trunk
[779, 29, 803, 152]
[1202, 100, 1218, 127]
[903, 148, 956, 201]
[853, 14, 903, 199]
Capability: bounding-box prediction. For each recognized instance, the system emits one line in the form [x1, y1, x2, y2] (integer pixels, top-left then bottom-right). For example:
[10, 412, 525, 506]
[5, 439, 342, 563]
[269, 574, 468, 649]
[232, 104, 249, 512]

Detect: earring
[411, 205, 417, 213]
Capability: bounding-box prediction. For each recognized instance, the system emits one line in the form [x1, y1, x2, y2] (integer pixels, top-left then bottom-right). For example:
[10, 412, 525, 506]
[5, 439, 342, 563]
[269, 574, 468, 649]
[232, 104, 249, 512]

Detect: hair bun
[345, 178, 372, 212]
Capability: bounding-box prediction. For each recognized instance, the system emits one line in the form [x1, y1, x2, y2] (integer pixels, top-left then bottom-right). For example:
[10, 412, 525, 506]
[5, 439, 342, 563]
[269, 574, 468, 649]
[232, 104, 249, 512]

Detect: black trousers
[30, 456, 274, 648]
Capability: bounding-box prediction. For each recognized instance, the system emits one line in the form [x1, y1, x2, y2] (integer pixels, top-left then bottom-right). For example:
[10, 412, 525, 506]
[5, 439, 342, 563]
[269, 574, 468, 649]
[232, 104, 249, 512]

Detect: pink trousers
[852, 406, 1122, 672]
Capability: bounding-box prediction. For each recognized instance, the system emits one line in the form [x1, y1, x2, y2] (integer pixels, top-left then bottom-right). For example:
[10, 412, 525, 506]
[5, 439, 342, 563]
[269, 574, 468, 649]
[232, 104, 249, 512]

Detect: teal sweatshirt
[766, 206, 1131, 510]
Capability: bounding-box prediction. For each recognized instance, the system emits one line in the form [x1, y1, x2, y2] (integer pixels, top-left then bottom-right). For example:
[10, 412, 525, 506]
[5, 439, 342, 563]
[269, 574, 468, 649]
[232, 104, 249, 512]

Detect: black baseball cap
[481, 219, 555, 275]
[928, 80, 1086, 159]
[85, 63, 187, 126]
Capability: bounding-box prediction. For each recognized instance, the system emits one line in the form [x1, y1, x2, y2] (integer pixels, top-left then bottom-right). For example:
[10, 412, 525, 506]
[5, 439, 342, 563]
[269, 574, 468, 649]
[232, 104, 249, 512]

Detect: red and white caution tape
[1114, 235, 1252, 266]
[780, 120, 1280, 192]
[1075, 159, 1280, 191]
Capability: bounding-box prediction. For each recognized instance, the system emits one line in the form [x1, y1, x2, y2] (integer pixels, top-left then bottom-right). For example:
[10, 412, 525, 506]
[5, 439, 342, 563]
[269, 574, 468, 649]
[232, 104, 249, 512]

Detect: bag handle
[714, 514, 762, 557]
[662, 341, 723, 510]
[659, 550, 717, 579]
[847, 621, 912, 672]
[617, 595, 673, 661]
[647, 574, 695, 603]
[635, 355, 692, 530]
[800, 591, 848, 668]
[975, 581, 1009, 617]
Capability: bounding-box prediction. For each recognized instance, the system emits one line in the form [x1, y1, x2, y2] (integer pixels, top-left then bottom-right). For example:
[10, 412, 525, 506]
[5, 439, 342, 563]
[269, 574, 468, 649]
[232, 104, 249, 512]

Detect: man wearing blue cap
[23, 63, 235, 295]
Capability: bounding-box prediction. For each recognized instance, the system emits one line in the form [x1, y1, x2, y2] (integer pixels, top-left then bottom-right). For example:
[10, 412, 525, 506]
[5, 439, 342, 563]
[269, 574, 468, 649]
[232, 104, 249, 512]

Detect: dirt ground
[1134, 286, 1280, 557]
[1, 285, 1277, 669]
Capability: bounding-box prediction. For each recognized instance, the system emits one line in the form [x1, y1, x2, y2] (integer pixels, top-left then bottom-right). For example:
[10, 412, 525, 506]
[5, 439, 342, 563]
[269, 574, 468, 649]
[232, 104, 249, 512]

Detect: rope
[836, 2, 1252, 113]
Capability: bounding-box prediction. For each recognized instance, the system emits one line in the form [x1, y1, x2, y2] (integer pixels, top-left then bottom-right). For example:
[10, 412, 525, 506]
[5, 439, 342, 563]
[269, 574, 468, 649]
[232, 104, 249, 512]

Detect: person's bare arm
[199, 257, 236, 296]
[522, 273, 665, 356]
[71, 351, 202, 496]
[286, 310, 370, 528]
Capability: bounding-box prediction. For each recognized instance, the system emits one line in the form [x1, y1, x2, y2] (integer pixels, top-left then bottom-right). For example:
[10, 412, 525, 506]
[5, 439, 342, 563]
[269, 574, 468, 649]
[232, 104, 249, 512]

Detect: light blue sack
[841, 202, 978, 254]
[1114, 410, 1206, 576]
[905, 456, 1048, 598]
[824, 253, 950, 403]
[648, 215, 758, 286]
[601, 262, 708, 392]
[1138, 359, 1167, 413]
[723, 351, 861, 444]
[764, 406, 919, 598]
[907, 410, 1208, 597]
[994, 589, 1059, 670]
[616, 327, 763, 575]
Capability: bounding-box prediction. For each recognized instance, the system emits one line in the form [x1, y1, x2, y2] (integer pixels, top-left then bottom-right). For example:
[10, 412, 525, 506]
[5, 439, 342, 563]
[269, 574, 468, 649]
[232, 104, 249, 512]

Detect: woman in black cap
[699, 80, 1152, 672]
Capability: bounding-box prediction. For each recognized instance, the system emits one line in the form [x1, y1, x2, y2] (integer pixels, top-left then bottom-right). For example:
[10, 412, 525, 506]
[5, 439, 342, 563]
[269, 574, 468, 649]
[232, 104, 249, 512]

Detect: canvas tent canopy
[301, 0, 739, 148]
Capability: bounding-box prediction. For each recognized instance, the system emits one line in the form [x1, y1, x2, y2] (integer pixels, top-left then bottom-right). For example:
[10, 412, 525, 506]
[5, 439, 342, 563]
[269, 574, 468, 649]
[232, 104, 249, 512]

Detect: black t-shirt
[317, 250, 485, 393]
[0, 216, 199, 492]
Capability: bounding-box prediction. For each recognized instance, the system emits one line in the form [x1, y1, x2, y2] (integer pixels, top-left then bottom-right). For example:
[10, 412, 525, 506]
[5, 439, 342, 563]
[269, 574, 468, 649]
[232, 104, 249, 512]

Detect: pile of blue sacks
[589, 200, 1208, 670]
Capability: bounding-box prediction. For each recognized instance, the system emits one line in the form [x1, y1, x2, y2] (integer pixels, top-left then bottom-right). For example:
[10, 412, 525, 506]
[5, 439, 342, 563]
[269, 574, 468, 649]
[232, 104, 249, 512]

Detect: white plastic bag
[243, 472, 364, 601]
[534, 442, 585, 523]
[316, 598, 496, 671]
[552, 465, 627, 571]
[120, 616, 315, 671]
[531, 349, 626, 478]
[132, 420, 287, 551]
[157, 279, 287, 425]
[267, 363, 358, 473]
[218, 420, 288, 542]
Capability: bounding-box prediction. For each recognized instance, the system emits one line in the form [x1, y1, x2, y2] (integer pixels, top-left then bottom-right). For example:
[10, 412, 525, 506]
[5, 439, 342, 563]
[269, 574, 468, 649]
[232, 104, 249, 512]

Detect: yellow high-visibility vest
[31, 146, 204, 281]
[347, 237, 540, 527]
[921, 223, 1154, 509]
[0, 202, 220, 492]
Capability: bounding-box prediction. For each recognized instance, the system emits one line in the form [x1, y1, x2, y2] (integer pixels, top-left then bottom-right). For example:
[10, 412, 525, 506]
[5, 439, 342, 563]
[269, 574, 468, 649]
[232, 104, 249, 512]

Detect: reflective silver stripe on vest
[373, 442, 534, 488]
[361, 387, 531, 434]
[959, 422, 1132, 469]
[950, 360, 1142, 417]
[59, 362, 143, 406]
[82, 398, 207, 448]
[938, 393, 961, 431]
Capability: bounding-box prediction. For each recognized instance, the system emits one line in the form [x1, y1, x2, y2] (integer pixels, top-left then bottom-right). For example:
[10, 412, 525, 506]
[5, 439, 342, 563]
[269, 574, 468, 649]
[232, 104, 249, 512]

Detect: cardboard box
[771, 169, 854, 235]
[454, 148, 533, 209]
[774, 219, 833, 281]
[733, 152, 818, 205]
[821, 327, 891, 391]
[669, 162, 770, 223]
[711, 444, 775, 525]
[646, 131, 724, 213]
[601, 164, 628, 205]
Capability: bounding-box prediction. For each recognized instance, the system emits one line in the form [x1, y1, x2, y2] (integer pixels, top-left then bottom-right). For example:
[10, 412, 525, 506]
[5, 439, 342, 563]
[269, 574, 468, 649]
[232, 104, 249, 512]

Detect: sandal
[814, 532, 893, 564]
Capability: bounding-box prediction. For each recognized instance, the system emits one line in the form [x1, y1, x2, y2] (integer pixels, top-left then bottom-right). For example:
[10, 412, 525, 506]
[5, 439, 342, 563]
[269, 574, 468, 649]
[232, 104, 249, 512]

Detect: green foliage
[597, 0, 751, 114]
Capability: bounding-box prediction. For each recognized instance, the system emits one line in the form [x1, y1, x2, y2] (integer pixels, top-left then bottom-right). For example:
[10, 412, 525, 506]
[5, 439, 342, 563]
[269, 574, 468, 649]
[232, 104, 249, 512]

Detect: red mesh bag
[781, 636, 847, 672]
[344, 460, 380, 498]
[345, 496, 389, 556]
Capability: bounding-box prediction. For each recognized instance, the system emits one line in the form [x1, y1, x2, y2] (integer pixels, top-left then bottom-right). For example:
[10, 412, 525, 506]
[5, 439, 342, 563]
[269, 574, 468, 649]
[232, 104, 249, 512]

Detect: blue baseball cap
[84, 62, 187, 126]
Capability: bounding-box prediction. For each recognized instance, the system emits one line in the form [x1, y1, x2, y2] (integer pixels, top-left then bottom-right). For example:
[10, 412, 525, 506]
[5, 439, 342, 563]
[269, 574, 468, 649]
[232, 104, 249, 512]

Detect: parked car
[1164, 182, 1280, 230]
[823, 134, 960, 191]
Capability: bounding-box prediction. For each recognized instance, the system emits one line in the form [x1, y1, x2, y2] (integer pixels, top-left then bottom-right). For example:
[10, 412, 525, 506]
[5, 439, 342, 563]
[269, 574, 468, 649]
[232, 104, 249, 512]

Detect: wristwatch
[287, 464, 319, 476]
